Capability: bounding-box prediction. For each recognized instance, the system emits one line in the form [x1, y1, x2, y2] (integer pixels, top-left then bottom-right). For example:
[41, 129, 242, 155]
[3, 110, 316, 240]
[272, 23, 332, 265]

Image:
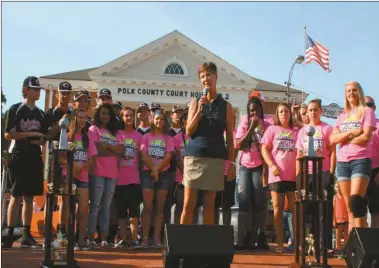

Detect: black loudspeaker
[344, 228, 379, 268]
[163, 224, 234, 268]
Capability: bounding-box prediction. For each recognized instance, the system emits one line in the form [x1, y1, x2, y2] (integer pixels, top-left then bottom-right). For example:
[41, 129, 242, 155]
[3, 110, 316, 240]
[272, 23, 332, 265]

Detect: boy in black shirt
[73, 90, 92, 130]
[136, 102, 151, 135]
[45, 81, 72, 239]
[3, 76, 48, 248]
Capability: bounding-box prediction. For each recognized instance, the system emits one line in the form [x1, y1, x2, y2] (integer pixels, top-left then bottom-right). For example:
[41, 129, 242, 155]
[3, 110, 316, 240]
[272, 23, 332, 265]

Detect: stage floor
[2, 241, 347, 268]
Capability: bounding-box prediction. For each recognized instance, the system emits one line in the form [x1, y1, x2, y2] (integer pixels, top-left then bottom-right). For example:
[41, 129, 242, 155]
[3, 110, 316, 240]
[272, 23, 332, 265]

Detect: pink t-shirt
[88, 125, 119, 179]
[235, 115, 272, 169]
[62, 133, 89, 182]
[334, 108, 377, 162]
[140, 133, 174, 172]
[261, 125, 299, 184]
[370, 118, 379, 169]
[174, 133, 190, 183]
[295, 122, 333, 172]
[116, 130, 142, 185]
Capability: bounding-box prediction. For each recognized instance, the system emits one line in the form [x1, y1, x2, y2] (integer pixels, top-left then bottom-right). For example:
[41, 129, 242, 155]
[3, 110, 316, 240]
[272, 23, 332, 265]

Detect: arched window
[164, 63, 184, 75]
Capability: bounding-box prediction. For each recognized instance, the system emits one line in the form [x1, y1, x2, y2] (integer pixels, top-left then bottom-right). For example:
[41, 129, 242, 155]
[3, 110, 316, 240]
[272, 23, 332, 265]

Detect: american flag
[305, 35, 331, 72]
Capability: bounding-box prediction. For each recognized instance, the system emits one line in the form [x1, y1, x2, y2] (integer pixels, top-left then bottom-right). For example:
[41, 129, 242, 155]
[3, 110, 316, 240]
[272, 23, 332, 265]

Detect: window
[164, 63, 184, 75]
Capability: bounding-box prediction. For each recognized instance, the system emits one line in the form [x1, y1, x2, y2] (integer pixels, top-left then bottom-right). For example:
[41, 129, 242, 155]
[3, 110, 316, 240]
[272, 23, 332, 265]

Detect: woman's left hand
[227, 164, 235, 181]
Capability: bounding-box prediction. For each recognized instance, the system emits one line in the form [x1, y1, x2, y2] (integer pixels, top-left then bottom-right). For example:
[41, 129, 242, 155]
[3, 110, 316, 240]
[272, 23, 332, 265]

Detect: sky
[2, 2, 379, 124]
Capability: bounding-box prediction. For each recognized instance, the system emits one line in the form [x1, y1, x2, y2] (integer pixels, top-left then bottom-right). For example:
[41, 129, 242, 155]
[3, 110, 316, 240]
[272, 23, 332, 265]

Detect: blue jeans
[88, 176, 117, 235]
[237, 165, 264, 213]
[283, 211, 293, 243]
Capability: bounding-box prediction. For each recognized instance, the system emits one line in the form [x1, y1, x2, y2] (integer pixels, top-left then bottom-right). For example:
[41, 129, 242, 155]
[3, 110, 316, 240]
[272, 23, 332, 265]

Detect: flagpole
[302, 26, 307, 103]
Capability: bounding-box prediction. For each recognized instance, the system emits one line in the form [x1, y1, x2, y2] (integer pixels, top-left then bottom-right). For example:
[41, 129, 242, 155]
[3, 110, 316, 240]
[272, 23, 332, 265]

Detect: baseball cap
[136, 102, 149, 112]
[249, 91, 265, 101]
[113, 101, 123, 109]
[172, 105, 184, 113]
[98, 88, 112, 97]
[150, 102, 161, 111]
[74, 90, 91, 101]
[58, 81, 72, 92]
[23, 76, 43, 89]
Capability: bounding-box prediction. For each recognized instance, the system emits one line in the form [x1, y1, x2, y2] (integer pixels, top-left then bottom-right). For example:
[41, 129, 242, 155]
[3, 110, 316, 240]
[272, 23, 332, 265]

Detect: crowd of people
[2, 62, 378, 260]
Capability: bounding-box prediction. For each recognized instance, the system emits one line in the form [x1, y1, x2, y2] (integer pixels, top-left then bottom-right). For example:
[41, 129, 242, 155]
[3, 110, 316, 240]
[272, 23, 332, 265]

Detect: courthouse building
[40, 30, 306, 122]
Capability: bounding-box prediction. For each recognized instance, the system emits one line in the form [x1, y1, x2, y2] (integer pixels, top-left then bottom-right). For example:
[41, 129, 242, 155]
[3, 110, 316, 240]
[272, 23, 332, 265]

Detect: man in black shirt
[45, 81, 72, 239]
[3, 76, 48, 248]
[113, 100, 124, 130]
[73, 90, 92, 130]
[136, 102, 151, 135]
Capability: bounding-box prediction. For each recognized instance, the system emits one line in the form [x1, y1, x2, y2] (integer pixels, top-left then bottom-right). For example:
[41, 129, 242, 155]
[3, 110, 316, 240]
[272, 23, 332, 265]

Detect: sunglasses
[367, 102, 375, 108]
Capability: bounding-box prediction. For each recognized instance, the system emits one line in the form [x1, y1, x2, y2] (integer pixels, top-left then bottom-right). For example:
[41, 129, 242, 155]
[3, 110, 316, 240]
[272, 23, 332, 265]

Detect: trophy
[305, 125, 316, 157]
[72, 184, 77, 196]
[295, 190, 301, 201]
[306, 233, 316, 265]
[58, 117, 70, 150]
[323, 190, 328, 201]
[301, 189, 306, 200]
[308, 192, 313, 200]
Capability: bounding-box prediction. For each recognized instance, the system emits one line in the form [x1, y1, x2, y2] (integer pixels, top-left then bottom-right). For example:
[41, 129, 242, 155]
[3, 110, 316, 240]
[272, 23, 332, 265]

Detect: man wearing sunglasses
[365, 96, 379, 228]
[3, 76, 47, 248]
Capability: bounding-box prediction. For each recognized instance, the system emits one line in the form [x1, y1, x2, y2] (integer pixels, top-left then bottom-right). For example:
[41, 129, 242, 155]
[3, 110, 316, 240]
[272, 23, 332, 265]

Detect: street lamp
[285, 55, 304, 104]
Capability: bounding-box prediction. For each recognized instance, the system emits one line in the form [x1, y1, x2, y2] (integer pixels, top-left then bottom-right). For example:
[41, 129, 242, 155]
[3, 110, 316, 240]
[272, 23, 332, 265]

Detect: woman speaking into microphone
[180, 62, 235, 225]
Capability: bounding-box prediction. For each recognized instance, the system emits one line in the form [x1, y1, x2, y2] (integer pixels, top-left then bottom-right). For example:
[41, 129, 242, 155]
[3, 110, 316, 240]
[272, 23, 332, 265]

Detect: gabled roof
[41, 67, 97, 81]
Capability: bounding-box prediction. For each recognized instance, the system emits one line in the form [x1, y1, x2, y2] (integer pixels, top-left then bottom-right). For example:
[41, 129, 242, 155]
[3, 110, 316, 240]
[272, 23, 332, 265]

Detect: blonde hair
[344, 81, 367, 118]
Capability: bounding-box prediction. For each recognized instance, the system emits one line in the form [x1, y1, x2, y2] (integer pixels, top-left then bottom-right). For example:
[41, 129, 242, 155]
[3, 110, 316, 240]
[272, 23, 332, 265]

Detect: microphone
[200, 88, 209, 112]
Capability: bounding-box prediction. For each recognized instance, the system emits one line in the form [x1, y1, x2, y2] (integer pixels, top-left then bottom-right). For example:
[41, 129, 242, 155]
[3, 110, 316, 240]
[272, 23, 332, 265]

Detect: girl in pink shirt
[67, 109, 93, 250]
[295, 99, 336, 251]
[330, 81, 377, 231]
[114, 107, 143, 248]
[140, 110, 174, 248]
[261, 103, 299, 253]
[87, 104, 124, 248]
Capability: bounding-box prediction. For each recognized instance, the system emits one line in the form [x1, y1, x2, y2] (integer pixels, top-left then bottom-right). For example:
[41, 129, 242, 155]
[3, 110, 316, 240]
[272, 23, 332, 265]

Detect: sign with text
[116, 87, 230, 100]
[322, 103, 344, 119]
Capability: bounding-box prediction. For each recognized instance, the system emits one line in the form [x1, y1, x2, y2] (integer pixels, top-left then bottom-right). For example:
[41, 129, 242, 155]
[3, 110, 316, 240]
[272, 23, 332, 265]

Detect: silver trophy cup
[58, 117, 70, 150]
[305, 125, 316, 157]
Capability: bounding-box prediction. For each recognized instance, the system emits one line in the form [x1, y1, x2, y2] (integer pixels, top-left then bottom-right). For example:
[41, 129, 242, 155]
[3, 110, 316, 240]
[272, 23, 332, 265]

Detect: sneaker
[139, 238, 149, 249]
[114, 240, 129, 249]
[153, 237, 163, 249]
[101, 241, 109, 248]
[129, 240, 140, 249]
[287, 243, 294, 252]
[20, 234, 42, 249]
[74, 243, 80, 251]
[274, 246, 285, 253]
[78, 243, 90, 251]
[88, 241, 98, 250]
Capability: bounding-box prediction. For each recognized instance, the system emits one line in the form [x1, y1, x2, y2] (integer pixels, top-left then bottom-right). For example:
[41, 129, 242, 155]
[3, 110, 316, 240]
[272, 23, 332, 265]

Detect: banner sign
[116, 87, 230, 100]
[322, 103, 344, 119]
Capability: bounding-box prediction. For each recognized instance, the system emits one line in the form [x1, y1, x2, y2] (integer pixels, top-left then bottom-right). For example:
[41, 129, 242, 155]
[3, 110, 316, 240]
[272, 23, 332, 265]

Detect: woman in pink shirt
[261, 103, 299, 253]
[114, 107, 143, 248]
[330, 81, 376, 230]
[295, 99, 336, 251]
[140, 110, 174, 248]
[87, 104, 124, 248]
[66, 109, 93, 250]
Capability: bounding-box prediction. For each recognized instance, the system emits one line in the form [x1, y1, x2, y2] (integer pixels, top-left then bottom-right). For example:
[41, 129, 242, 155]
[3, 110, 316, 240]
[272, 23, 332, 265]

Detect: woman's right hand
[270, 164, 280, 177]
[151, 167, 159, 182]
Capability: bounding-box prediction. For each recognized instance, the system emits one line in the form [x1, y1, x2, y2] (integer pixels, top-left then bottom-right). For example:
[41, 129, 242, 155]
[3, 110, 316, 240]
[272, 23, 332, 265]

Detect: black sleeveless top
[184, 94, 228, 160]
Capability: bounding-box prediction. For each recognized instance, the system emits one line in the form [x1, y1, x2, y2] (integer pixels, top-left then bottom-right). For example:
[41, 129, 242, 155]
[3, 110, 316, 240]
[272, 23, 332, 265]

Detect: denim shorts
[74, 179, 89, 188]
[336, 158, 372, 181]
[141, 171, 170, 190]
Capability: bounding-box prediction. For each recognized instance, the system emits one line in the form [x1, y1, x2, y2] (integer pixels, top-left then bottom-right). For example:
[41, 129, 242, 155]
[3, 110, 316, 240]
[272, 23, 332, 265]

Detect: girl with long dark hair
[140, 110, 174, 248]
[87, 104, 123, 248]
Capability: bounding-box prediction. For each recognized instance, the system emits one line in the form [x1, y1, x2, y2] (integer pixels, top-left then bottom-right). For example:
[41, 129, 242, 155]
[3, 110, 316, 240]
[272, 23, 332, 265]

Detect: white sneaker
[101, 241, 109, 248]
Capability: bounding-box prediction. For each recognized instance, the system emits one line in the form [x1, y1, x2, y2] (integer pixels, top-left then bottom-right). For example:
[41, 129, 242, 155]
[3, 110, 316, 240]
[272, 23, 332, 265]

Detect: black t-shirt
[45, 107, 72, 142]
[5, 102, 48, 154]
[136, 127, 151, 136]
